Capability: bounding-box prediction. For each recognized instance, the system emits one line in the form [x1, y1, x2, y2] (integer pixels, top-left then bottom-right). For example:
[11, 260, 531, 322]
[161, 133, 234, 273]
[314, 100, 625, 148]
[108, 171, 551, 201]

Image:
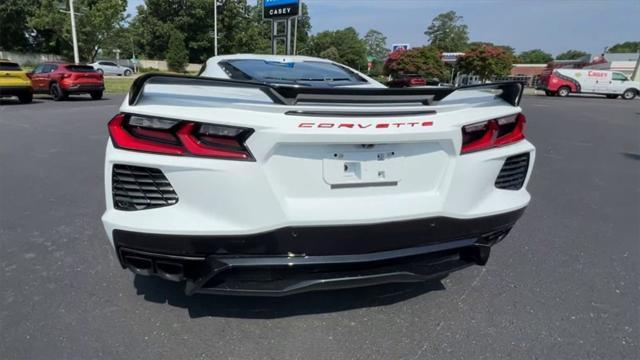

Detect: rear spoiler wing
[128, 73, 524, 107]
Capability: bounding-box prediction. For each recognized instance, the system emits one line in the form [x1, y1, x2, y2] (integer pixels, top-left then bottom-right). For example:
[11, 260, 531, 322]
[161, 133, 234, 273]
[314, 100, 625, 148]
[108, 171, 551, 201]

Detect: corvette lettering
[298, 122, 433, 129]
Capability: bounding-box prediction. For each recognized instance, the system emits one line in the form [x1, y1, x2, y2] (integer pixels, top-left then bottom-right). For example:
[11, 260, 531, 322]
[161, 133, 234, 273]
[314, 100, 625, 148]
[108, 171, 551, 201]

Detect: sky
[126, 0, 639, 56]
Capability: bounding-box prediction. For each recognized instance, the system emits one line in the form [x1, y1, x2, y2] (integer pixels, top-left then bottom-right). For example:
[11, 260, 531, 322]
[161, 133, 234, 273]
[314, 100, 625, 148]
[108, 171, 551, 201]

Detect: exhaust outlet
[461, 246, 491, 266]
[155, 261, 184, 282]
[124, 256, 153, 276]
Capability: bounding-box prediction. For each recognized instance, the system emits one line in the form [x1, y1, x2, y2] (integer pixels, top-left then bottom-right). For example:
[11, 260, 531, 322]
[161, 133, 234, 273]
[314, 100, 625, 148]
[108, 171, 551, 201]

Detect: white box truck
[537, 68, 639, 99]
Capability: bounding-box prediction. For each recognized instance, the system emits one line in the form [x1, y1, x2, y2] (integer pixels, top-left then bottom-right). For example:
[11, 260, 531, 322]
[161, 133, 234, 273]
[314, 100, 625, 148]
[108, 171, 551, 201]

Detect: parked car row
[0, 59, 106, 103]
[88, 61, 133, 76]
[387, 74, 441, 88]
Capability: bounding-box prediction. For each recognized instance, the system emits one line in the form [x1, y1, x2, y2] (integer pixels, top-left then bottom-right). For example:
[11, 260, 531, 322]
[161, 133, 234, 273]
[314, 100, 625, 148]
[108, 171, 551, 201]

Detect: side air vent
[495, 153, 530, 190]
[112, 165, 178, 211]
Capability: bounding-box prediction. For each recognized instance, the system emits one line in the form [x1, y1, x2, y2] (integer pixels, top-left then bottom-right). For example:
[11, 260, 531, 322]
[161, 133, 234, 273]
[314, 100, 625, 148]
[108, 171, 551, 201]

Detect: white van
[537, 68, 639, 99]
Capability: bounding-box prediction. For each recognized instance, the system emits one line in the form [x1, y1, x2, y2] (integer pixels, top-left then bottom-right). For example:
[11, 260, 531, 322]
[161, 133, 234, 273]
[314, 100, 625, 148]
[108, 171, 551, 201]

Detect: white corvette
[102, 54, 535, 296]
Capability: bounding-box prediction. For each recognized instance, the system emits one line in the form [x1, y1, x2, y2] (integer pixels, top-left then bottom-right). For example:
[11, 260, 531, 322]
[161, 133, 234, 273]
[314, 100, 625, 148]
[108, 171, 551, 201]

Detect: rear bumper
[0, 86, 32, 96]
[63, 84, 104, 93]
[114, 208, 524, 296]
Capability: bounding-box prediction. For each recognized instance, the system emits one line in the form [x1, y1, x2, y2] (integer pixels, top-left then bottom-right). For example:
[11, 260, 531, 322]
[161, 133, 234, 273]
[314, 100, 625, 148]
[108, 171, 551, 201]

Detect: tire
[90, 91, 103, 100]
[606, 94, 618, 99]
[622, 89, 637, 100]
[18, 92, 33, 104]
[557, 86, 570, 97]
[50, 83, 67, 101]
[97, 69, 104, 75]
[124, 69, 132, 76]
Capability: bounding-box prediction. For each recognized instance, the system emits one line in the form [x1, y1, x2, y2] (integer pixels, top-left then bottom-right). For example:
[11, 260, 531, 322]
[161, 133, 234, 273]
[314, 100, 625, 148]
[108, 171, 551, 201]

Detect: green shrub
[138, 66, 160, 73]
[165, 31, 188, 73]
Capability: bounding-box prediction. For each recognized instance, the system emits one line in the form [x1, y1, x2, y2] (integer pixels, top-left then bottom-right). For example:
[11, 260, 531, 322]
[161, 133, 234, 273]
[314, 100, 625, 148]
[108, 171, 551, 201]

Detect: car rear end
[536, 68, 554, 91]
[407, 75, 427, 87]
[60, 65, 104, 94]
[0, 61, 33, 103]
[102, 75, 534, 296]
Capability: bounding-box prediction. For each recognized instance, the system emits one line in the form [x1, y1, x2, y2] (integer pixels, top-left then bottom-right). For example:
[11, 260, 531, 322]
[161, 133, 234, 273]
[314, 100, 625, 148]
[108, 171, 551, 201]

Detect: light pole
[214, 1, 218, 56]
[59, 0, 80, 63]
[214, 0, 223, 56]
[69, 0, 79, 64]
[293, 0, 302, 55]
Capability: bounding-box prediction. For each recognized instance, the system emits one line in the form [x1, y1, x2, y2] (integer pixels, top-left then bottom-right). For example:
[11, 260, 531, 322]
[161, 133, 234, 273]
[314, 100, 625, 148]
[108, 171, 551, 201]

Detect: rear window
[220, 59, 366, 86]
[65, 65, 97, 73]
[0, 62, 21, 71]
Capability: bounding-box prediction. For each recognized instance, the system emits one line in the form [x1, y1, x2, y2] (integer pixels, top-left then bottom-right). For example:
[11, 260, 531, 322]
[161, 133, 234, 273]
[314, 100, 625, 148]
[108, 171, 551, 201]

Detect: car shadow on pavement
[133, 275, 446, 319]
[621, 152, 640, 161]
[0, 99, 45, 106]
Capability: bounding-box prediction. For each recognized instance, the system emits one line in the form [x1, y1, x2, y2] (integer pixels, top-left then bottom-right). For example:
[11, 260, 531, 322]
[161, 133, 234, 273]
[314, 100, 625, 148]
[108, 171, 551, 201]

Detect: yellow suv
[0, 59, 33, 103]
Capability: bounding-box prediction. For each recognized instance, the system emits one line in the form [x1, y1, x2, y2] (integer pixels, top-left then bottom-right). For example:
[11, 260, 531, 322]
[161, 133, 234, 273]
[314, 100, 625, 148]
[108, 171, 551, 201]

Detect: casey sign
[264, 0, 300, 18]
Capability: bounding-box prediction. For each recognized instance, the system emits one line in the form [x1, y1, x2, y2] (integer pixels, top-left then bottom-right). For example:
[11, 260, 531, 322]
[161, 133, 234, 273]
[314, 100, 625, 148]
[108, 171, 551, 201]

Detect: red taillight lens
[108, 114, 184, 155]
[177, 122, 253, 160]
[108, 114, 254, 160]
[461, 113, 526, 154]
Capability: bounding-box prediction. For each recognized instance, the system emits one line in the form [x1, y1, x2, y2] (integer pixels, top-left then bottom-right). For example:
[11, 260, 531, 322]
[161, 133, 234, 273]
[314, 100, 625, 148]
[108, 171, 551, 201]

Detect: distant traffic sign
[441, 52, 465, 63]
[391, 44, 410, 52]
[264, 0, 300, 18]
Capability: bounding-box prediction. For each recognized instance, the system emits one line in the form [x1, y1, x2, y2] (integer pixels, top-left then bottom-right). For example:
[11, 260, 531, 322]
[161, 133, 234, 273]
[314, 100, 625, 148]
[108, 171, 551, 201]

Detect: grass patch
[105, 77, 135, 93]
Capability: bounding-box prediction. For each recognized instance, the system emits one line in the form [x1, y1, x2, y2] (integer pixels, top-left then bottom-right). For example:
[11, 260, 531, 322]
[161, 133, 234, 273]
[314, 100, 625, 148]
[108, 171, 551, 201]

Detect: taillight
[108, 114, 254, 160]
[461, 113, 525, 154]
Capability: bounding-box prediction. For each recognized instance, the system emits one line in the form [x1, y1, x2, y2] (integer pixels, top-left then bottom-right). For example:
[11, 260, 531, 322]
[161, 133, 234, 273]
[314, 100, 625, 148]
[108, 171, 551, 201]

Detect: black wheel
[622, 89, 637, 100]
[124, 69, 132, 76]
[557, 86, 570, 97]
[18, 93, 33, 104]
[50, 83, 67, 101]
[606, 94, 618, 99]
[90, 91, 103, 100]
[97, 69, 104, 75]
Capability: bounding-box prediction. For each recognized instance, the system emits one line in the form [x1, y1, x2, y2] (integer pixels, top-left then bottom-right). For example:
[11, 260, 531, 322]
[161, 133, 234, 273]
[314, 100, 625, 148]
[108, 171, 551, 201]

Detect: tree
[308, 27, 367, 70]
[100, 26, 139, 60]
[131, 0, 216, 62]
[28, 0, 127, 62]
[555, 50, 588, 60]
[216, 0, 263, 55]
[0, 0, 39, 51]
[468, 42, 515, 57]
[424, 11, 469, 52]
[384, 46, 447, 80]
[363, 29, 389, 61]
[457, 44, 513, 82]
[131, 0, 311, 61]
[166, 31, 188, 72]
[319, 47, 341, 63]
[608, 41, 640, 53]
[517, 49, 553, 64]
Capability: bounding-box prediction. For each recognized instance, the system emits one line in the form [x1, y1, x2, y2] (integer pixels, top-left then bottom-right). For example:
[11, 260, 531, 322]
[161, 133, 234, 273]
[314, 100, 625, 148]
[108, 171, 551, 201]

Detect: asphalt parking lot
[0, 94, 638, 360]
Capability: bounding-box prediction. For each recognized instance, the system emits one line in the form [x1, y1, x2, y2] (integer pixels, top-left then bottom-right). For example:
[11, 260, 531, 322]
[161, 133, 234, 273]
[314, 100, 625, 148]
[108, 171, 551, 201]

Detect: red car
[387, 74, 427, 88]
[29, 62, 104, 101]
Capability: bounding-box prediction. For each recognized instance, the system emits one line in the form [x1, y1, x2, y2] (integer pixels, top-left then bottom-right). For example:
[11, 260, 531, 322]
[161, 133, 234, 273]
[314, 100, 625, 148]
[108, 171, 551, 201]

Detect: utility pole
[214, 0, 218, 56]
[293, 16, 298, 55]
[69, 0, 79, 64]
[632, 52, 640, 82]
